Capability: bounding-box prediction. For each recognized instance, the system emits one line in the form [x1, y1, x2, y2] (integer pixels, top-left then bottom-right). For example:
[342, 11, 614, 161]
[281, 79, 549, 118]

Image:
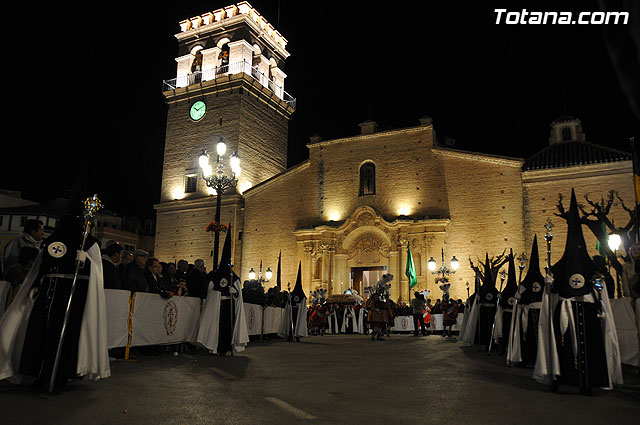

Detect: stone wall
[523, 161, 635, 281]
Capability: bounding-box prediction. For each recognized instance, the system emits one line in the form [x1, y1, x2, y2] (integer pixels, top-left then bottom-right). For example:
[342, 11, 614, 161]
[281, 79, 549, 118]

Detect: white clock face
[190, 100, 206, 121]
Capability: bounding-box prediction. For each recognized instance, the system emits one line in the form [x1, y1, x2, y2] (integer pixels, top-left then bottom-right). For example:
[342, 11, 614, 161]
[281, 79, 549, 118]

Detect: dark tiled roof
[522, 141, 631, 171]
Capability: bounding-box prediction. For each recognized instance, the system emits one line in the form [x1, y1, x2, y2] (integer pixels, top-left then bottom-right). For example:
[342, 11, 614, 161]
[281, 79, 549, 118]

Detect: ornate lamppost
[428, 248, 459, 278]
[249, 261, 272, 285]
[199, 137, 241, 270]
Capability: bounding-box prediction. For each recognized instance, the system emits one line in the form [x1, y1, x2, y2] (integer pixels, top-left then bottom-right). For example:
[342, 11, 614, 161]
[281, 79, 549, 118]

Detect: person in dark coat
[101, 243, 123, 290]
[186, 259, 208, 299]
[175, 259, 189, 282]
[123, 249, 149, 293]
[144, 257, 170, 298]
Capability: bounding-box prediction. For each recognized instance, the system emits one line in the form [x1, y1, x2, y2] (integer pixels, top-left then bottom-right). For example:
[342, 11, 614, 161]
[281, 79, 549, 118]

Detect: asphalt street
[1, 334, 638, 424]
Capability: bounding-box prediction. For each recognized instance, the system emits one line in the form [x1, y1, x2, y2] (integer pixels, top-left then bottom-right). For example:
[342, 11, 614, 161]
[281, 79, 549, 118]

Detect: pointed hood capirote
[40, 165, 97, 274]
[520, 234, 545, 304]
[551, 189, 599, 298]
[210, 225, 239, 293]
[290, 262, 306, 304]
[500, 249, 518, 309]
[479, 253, 499, 302]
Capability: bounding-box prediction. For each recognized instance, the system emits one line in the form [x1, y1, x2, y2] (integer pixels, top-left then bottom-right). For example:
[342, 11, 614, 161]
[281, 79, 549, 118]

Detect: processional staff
[488, 270, 506, 355]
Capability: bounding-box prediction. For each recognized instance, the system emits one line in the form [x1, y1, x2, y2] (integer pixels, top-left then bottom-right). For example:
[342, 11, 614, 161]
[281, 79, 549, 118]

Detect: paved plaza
[1, 334, 638, 424]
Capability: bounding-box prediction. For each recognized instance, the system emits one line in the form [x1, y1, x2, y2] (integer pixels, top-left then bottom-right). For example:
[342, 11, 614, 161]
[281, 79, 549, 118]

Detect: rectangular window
[185, 175, 198, 193]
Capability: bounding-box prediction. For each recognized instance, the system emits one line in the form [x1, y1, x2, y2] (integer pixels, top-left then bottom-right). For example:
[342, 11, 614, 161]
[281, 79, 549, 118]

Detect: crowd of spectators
[100, 244, 210, 300]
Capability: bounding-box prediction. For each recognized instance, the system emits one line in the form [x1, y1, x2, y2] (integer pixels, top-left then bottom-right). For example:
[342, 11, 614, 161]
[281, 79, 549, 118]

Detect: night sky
[5, 1, 638, 220]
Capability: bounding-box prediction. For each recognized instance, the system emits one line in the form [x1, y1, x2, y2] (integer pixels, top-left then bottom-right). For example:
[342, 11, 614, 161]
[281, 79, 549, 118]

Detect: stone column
[389, 250, 402, 302]
[270, 66, 287, 99]
[303, 242, 314, 296]
[398, 235, 408, 302]
[228, 40, 254, 74]
[321, 243, 330, 293]
[175, 54, 192, 88]
[335, 254, 349, 293]
[201, 47, 221, 78]
[258, 55, 270, 87]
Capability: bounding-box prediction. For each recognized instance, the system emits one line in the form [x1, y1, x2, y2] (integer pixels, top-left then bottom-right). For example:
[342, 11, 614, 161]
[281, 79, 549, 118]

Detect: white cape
[327, 310, 340, 334]
[460, 295, 480, 345]
[0, 243, 110, 382]
[356, 308, 365, 334]
[196, 278, 249, 353]
[341, 306, 357, 333]
[533, 284, 623, 389]
[232, 279, 249, 352]
[277, 297, 308, 339]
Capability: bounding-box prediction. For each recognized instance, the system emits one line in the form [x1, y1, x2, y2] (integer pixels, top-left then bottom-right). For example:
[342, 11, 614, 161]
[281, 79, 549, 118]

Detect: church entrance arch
[295, 206, 450, 302]
[350, 266, 387, 299]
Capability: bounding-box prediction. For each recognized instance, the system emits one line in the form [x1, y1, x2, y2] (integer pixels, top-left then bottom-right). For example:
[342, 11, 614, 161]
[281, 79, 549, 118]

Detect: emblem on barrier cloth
[401, 317, 409, 329]
[248, 308, 256, 330]
[163, 300, 178, 336]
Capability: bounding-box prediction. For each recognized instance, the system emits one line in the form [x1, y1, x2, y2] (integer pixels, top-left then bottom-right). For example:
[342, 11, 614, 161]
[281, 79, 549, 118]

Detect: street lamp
[608, 233, 622, 297]
[249, 261, 271, 285]
[198, 137, 241, 270]
[428, 248, 458, 276]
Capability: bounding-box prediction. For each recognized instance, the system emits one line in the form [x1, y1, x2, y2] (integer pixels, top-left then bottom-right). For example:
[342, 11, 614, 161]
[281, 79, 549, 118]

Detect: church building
[155, 3, 635, 301]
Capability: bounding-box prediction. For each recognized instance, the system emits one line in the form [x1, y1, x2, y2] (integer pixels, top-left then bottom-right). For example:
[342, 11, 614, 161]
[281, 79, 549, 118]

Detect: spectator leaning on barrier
[124, 249, 149, 292]
[3, 219, 44, 272]
[145, 257, 170, 298]
[102, 242, 123, 290]
[118, 251, 133, 285]
[187, 259, 208, 299]
[175, 259, 189, 282]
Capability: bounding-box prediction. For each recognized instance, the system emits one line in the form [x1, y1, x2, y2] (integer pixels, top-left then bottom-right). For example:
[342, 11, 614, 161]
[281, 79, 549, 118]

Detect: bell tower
[155, 2, 295, 268]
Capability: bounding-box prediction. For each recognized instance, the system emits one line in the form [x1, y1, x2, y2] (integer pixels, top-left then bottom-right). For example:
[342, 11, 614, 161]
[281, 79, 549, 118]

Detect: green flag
[595, 222, 608, 260]
[406, 241, 418, 288]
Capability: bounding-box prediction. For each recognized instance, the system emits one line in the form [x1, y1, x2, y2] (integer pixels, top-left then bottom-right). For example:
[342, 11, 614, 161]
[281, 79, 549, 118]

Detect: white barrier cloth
[392, 314, 465, 331]
[263, 306, 283, 334]
[244, 303, 264, 336]
[131, 293, 201, 346]
[104, 289, 132, 349]
[611, 298, 639, 367]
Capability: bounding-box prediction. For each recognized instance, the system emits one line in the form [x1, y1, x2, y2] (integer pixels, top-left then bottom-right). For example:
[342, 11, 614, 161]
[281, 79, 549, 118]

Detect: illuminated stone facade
[155, 4, 635, 301]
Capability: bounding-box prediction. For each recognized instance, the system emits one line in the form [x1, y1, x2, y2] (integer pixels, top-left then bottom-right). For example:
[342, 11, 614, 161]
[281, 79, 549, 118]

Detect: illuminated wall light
[238, 181, 253, 194]
[328, 211, 341, 221]
[172, 187, 185, 200]
[397, 205, 411, 216]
